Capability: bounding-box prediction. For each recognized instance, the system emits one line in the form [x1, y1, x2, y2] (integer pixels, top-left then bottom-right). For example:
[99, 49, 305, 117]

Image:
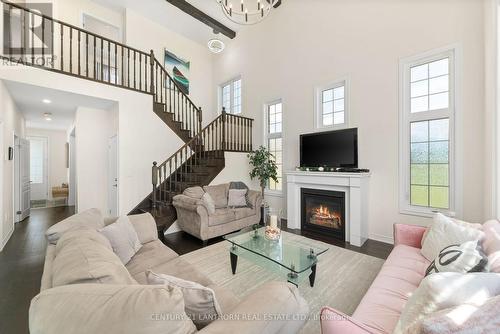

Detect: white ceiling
[3, 80, 115, 131]
[91, 0, 242, 46]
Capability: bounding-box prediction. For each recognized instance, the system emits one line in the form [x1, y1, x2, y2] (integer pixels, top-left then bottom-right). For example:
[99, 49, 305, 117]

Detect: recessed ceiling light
[42, 99, 51, 104]
[43, 112, 52, 121]
[208, 39, 225, 54]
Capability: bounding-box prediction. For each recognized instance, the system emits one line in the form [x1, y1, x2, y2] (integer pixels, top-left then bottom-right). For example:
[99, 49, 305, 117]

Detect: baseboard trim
[0, 225, 14, 252]
[368, 233, 394, 245]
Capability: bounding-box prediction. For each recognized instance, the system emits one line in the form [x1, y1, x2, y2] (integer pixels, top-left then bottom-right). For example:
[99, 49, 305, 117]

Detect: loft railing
[1, 0, 202, 137]
[152, 108, 254, 207]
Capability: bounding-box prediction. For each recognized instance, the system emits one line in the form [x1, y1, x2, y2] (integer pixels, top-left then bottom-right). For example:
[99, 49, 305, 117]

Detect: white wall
[212, 0, 487, 243]
[0, 80, 25, 250]
[26, 128, 68, 198]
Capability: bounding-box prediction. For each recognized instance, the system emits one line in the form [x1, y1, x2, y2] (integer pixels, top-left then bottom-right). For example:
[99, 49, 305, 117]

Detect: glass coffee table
[223, 227, 329, 287]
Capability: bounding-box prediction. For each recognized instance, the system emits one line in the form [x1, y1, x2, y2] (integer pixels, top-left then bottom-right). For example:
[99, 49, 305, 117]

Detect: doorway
[108, 135, 118, 216]
[68, 129, 77, 210]
[27, 136, 49, 204]
[14, 136, 30, 223]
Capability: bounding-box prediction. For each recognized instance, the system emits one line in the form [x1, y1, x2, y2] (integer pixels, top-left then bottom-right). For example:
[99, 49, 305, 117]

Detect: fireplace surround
[301, 188, 345, 241]
[286, 170, 370, 247]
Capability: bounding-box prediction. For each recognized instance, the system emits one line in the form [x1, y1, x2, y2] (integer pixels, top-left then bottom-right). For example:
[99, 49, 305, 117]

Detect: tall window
[220, 77, 242, 114]
[316, 80, 348, 129]
[29, 137, 45, 184]
[266, 101, 283, 191]
[400, 48, 456, 215]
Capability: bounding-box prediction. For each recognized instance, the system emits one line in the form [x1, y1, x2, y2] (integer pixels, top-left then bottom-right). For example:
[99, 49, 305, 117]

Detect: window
[400, 47, 457, 216]
[316, 80, 348, 128]
[220, 78, 242, 114]
[29, 137, 45, 184]
[266, 101, 283, 192]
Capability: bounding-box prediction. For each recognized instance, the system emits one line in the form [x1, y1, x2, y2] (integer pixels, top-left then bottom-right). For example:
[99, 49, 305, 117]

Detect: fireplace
[301, 188, 345, 241]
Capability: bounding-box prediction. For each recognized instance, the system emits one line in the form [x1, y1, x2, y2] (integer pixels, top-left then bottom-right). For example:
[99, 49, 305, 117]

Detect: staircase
[2, 0, 254, 237]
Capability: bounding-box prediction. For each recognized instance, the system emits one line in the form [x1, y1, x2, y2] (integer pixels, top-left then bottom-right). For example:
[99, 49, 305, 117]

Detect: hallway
[0, 206, 75, 334]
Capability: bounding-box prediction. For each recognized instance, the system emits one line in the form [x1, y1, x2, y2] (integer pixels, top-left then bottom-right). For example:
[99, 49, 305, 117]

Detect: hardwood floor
[164, 220, 393, 259]
[0, 207, 391, 334]
[0, 206, 75, 334]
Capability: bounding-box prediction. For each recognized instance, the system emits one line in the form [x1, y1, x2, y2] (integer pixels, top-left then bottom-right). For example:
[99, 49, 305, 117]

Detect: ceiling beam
[165, 0, 236, 39]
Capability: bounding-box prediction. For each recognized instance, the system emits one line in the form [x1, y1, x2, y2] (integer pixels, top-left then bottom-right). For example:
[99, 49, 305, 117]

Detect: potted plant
[248, 146, 279, 199]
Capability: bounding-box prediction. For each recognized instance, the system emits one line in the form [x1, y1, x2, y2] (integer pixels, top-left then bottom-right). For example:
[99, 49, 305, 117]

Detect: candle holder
[265, 208, 282, 241]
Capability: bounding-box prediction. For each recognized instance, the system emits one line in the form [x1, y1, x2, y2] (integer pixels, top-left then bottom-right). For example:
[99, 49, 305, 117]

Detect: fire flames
[311, 205, 342, 228]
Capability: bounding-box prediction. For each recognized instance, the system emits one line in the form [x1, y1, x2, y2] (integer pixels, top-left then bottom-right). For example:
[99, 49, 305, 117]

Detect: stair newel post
[152, 161, 158, 209]
[149, 50, 155, 96]
[222, 107, 227, 152]
[198, 107, 203, 137]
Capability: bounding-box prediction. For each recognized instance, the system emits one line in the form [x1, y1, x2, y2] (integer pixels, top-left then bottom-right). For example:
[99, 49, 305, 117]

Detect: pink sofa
[320, 221, 500, 334]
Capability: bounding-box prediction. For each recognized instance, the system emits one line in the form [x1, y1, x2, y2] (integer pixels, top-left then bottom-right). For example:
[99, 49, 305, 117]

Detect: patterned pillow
[425, 240, 488, 276]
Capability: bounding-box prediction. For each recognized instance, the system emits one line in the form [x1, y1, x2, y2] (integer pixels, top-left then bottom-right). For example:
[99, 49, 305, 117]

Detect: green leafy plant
[248, 146, 278, 198]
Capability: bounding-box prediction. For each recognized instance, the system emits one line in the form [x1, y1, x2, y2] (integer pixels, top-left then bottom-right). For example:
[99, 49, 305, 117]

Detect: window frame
[314, 78, 349, 130]
[399, 45, 462, 218]
[219, 76, 242, 115]
[264, 99, 284, 196]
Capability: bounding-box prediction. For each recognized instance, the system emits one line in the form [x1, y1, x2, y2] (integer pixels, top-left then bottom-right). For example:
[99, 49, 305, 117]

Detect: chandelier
[216, 0, 280, 25]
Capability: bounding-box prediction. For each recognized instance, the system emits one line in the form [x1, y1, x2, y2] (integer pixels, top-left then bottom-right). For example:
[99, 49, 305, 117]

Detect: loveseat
[173, 183, 262, 244]
[29, 209, 309, 334]
[320, 220, 500, 334]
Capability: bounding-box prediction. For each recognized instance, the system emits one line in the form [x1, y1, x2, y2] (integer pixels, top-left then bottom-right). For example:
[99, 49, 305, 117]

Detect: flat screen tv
[300, 128, 358, 168]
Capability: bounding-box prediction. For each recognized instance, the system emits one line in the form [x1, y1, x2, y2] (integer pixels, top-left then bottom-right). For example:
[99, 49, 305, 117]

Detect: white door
[28, 136, 49, 201]
[18, 138, 30, 220]
[108, 136, 118, 216]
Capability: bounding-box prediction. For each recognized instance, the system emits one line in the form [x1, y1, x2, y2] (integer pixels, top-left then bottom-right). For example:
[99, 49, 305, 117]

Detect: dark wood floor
[164, 220, 393, 259]
[0, 207, 392, 334]
[0, 206, 75, 334]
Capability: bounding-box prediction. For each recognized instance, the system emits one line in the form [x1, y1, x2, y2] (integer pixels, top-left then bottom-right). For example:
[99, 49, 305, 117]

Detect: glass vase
[265, 208, 282, 241]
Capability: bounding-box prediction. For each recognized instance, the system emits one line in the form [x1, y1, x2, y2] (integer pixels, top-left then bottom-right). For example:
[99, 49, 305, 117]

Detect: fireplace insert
[301, 188, 345, 241]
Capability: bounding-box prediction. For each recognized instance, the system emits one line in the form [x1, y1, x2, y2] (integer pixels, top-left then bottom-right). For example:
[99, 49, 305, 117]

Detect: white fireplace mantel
[286, 171, 370, 247]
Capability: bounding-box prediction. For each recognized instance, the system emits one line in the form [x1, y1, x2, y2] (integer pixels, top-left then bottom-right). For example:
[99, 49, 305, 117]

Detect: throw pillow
[127, 213, 159, 244]
[146, 270, 222, 329]
[52, 235, 137, 287]
[183, 186, 205, 199]
[99, 216, 142, 264]
[406, 294, 500, 334]
[425, 240, 488, 276]
[29, 284, 197, 334]
[394, 272, 500, 334]
[420, 213, 484, 261]
[201, 192, 216, 215]
[46, 208, 105, 244]
[421, 216, 483, 247]
[228, 189, 248, 208]
[481, 220, 500, 273]
[229, 181, 253, 208]
[203, 184, 229, 209]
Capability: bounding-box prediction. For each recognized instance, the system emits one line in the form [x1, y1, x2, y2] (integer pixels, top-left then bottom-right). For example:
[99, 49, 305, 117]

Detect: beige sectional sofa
[30, 209, 308, 334]
[173, 183, 263, 244]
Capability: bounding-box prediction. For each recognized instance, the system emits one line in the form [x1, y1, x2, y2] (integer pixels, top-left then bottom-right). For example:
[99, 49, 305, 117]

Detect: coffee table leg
[230, 252, 238, 275]
[309, 264, 317, 287]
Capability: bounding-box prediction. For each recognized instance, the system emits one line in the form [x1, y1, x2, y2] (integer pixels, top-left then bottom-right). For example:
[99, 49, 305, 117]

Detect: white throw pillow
[425, 240, 488, 276]
[227, 189, 247, 208]
[146, 270, 222, 329]
[421, 213, 484, 261]
[99, 216, 142, 264]
[201, 192, 216, 215]
[395, 272, 500, 334]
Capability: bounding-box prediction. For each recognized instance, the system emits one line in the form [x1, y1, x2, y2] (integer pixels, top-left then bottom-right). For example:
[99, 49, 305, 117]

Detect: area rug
[180, 233, 385, 333]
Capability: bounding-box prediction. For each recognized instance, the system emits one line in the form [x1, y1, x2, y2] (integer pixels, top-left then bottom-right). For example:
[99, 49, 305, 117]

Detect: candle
[270, 215, 278, 229]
